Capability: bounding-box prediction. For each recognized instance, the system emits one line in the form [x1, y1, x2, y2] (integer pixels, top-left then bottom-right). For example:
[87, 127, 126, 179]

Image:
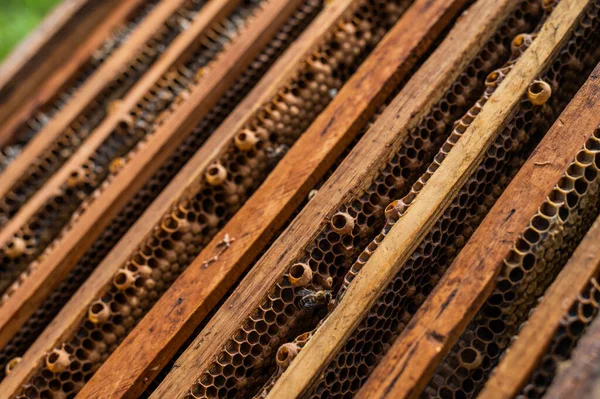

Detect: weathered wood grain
[478, 213, 600, 399]
[356, 39, 600, 399]
[266, 0, 591, 397]
[0, 0, 311, 396]
[0, 0, 146, 148]
[150, 0, 531, 396]
[0, 0, 189, 202]
[77, 0, 469, 397]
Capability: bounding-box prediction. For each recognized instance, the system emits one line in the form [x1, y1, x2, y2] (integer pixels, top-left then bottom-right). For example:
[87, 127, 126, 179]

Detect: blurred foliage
[0, 0, 62, 60]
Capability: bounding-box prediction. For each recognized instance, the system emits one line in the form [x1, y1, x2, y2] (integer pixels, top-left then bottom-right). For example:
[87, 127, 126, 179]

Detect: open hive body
[0, 0, 600, 398]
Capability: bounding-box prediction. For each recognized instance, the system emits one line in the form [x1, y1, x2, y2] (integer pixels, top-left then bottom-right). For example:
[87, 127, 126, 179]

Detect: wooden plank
[0, 0, 148, 148]
[0, 0, 189, 203]
[150, 0, 532, 396]
[355, 51, 600, 399]
[78, 0, 468, 397]
[0, 0, 310, 396]
[477, 214, 600, 399]
[0, 0, 239, 249]
[544, 314, 600, 399]
[265, 0, 591, 397]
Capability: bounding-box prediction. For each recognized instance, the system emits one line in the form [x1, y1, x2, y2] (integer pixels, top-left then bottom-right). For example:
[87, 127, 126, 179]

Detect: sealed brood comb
[0, 0, 323, 384]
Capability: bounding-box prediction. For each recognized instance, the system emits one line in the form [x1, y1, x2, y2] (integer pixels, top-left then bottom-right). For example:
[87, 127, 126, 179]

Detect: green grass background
[0, 0, 62, 60]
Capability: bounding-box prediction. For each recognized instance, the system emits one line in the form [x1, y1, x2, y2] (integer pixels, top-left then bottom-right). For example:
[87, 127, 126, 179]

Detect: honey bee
[297, 289, 332, 310]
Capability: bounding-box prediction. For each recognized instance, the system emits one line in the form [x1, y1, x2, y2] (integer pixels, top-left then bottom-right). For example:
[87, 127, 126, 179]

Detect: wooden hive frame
[0, 0, 145, 147]
[1, 0, 600, 397]
[544, 311, 600, 398]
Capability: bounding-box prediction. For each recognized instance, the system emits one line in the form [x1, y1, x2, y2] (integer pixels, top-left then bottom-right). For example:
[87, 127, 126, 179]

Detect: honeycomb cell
[424, 5, 600, 397]
[0, 0, 161, 175]
[190, 2, 548, 399]
[0, 0, 263, 297]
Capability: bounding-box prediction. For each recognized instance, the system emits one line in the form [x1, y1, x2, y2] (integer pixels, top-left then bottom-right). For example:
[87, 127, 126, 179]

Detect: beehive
[0, 0, 599, 398]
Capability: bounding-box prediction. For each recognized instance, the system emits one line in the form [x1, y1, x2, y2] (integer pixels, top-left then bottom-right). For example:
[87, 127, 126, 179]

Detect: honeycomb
[423, 7, 600, 398]
[515, 274, 600, 399]
[13, 0, 412, 396]
[0, 0, 322, 383]
[0, 0, 266, 297]
[0, 0, 206, 228]
[0, 0, 161, 174]
[186, 2, 551, 399]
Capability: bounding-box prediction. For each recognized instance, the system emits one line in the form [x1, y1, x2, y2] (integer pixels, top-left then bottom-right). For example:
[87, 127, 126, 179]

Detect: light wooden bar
[0, 0, 240, 248]
[0, 0, 148, 148]
[0, 0, 189, 203]
[266, 0, 591, 397]
[0, 0, 310, 396]
[78, 0, 469, 397]
[477, 213, 600, 399]
[355, 44, 600, 399]
[151, 0, 536, 396]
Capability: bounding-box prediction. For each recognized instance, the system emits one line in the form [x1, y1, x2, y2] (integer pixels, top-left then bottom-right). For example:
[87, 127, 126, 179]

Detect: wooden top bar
[0, 0, 148, 148]
[79, 0, 468, 396]
[356, 46, 600, 399]
[478, 213, 600, 399]
[266, 0, 590, 397]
